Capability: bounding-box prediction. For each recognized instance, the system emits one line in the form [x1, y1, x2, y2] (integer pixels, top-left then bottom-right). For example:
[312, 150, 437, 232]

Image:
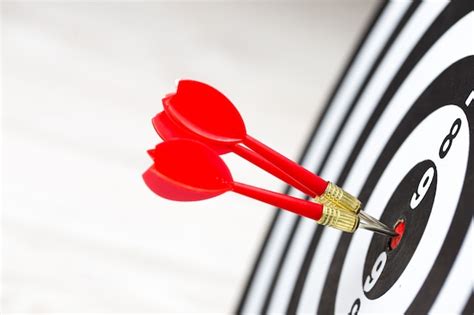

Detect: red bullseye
[389, 220, 406, 250]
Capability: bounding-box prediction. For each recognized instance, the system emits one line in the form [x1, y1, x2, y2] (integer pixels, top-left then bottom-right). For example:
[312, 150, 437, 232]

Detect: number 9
[363, 251, 387, 292]
[410, 167, 435, 209]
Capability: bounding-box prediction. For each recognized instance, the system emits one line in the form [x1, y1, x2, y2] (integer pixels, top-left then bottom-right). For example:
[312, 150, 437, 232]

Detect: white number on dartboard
[410, 167, 435, 209]
[439, 118, 461, 159]
[363, 251, 387, 292]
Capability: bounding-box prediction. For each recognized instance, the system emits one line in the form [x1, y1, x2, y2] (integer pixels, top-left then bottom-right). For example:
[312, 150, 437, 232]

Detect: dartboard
[236, 1, 473, 314]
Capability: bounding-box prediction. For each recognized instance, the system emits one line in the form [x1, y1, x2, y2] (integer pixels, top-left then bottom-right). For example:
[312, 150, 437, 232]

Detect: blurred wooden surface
[2, 1, 377, 312]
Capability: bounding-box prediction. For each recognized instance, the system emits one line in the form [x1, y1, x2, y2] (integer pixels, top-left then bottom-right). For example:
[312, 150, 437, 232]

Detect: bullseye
[389, 220, 406, 250]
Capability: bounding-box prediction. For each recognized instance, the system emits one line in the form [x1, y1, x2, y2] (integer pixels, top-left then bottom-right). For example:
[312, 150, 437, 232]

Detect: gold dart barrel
[319, 182, 361, 214]
[315, 184, 396, 236]
[315, 197, 359, 233]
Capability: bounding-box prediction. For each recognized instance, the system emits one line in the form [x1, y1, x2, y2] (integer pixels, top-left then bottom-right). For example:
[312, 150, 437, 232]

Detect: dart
[143, 139, 325, 222]
[143, 139, 397, 236]
[152, 111, 316, 196]
[157, 79, 396, 236]
[162, 80, 325, 197]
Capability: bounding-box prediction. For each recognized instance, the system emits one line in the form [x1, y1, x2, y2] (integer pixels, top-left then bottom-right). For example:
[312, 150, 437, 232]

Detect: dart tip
[358, 210, 398, 237]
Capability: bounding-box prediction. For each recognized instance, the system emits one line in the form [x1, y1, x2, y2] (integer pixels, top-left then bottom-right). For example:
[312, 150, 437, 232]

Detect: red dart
[162, 80, 328, 196]
[152, 111, 315, 196]
[143, 139, 323, 221]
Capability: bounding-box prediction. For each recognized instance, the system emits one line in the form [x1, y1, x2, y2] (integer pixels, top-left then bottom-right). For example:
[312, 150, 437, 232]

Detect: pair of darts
[143, 80, 396, 236]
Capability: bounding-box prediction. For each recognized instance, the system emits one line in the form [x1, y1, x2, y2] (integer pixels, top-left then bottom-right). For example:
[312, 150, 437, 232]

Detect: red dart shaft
[232, 182, 323, 221]
[233, 144, 316, 197]
[243, 135, 328, 196]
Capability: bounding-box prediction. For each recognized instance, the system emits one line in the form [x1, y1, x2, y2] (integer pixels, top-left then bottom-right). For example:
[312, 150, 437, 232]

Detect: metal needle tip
[358, 210, 398, 237]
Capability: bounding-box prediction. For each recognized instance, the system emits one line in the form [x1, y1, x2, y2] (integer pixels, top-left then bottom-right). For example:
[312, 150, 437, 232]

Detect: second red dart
[143, 139, 324, 221]
[162, 80, 327, 197]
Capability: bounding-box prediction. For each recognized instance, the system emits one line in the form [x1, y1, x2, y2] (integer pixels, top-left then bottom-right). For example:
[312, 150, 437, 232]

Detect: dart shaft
[234, 144, 317, 197]
[243, 135, 328, 196]
[232, 182, 323, 221]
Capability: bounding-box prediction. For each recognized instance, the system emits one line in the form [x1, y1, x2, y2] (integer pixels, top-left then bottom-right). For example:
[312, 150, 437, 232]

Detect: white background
[1, 1, 376, 312]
